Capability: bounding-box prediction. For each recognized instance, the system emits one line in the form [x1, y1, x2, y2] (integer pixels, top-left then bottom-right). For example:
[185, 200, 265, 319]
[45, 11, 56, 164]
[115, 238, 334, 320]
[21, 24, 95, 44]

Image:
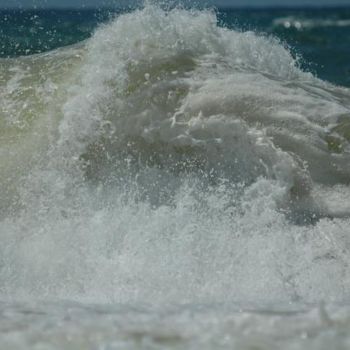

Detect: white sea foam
[1, 4, 350, 349]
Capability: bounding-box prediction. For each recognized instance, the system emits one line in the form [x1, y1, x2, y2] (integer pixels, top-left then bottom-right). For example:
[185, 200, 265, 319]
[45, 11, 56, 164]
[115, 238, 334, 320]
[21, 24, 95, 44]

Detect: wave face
[1, 4, 350, 308]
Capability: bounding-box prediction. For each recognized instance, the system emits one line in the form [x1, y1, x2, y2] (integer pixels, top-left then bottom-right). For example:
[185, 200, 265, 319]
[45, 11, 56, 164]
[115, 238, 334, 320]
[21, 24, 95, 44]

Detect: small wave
[273, 16, 350, 30]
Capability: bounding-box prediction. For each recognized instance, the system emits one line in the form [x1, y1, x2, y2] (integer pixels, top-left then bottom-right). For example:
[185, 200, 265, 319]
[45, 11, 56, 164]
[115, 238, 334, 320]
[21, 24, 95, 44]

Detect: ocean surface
[1, 3, 350, 349]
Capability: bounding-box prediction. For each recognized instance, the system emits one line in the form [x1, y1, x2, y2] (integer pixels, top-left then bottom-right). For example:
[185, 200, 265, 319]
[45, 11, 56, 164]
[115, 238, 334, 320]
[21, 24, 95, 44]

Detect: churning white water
[1, 4, 350, 349]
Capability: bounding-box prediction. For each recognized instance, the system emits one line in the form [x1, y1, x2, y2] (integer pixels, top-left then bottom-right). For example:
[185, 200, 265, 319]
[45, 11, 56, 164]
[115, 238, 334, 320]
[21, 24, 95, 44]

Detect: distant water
[1, 4, 350, 350]
[1, 6, 350, 86]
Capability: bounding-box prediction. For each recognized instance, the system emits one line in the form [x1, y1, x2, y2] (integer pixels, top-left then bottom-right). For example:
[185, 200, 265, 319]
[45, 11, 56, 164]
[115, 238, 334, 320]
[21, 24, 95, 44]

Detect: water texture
[1, 4, 350, 349]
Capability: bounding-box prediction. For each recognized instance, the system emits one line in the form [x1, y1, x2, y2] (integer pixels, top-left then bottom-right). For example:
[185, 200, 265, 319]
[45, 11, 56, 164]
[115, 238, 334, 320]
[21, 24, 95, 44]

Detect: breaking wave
[1, 4, 350, 306]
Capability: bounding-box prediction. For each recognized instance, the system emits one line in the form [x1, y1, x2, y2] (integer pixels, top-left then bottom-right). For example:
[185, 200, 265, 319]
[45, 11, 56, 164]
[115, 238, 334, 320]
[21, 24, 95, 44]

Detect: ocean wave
[56, 5, 350, 201]
[1, 4, 350, 306]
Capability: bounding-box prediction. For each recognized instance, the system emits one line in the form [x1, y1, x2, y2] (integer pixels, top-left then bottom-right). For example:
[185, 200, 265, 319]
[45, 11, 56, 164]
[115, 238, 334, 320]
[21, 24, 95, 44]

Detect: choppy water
[1, 3, 350, 349]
